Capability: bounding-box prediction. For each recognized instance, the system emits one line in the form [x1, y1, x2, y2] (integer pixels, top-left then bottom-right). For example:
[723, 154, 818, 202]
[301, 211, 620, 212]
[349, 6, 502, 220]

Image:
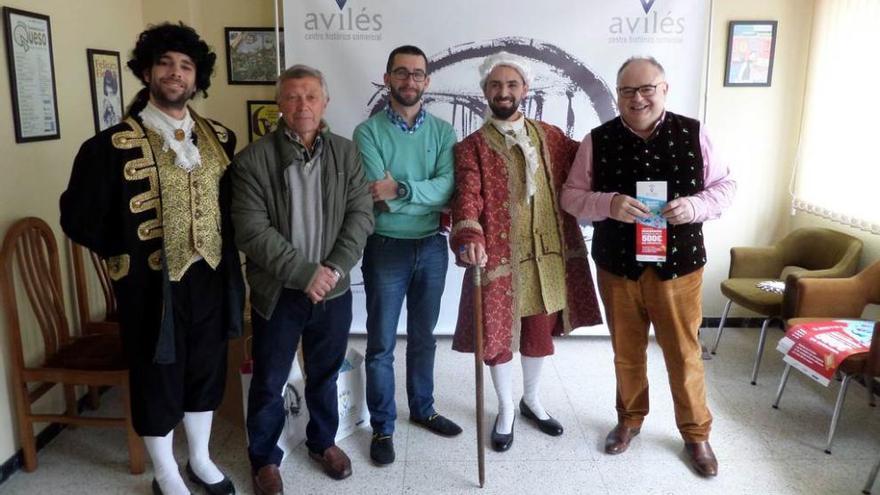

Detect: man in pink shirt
[561, 56, 735, 477]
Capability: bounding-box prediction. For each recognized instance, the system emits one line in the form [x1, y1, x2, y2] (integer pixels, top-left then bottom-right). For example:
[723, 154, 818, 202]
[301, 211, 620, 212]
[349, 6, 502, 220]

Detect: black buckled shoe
[519, 399, 563, 436]
[370, 434, 395, 465]
[186, 462, 235, 495]
[411, 413, 463, 437]
[490, 415, 514, 452]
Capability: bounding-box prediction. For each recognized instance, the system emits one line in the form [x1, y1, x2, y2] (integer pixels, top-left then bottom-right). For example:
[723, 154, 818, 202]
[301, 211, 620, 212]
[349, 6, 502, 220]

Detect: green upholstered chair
[710, 227, 863, 384]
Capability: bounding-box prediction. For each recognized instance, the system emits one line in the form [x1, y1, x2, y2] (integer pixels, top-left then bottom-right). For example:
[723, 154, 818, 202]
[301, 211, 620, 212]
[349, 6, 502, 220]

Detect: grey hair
[275, 64, 330, 101]
[616, 56, 665, 85]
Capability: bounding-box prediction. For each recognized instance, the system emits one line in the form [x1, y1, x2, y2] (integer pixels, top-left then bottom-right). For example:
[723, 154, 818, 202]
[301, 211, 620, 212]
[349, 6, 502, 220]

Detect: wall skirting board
[0, 390, 103, 486]
[702, 317, 779, 329]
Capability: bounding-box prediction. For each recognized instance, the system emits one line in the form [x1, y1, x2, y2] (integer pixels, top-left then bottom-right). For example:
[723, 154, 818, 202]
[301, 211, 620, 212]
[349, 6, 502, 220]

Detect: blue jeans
[362, 233, 448, 434]
[246, 289, 352, 469]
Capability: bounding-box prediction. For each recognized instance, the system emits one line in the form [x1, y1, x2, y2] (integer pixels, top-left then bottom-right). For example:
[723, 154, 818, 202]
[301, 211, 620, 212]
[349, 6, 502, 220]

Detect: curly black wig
[127, 22, 216, 99]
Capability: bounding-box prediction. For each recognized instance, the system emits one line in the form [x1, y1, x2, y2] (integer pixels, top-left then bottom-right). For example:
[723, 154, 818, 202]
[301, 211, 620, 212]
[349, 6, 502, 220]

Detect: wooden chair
[70, 240, 118, 336]
[0, 217, 144, 473]
[70, 241, 121, 409]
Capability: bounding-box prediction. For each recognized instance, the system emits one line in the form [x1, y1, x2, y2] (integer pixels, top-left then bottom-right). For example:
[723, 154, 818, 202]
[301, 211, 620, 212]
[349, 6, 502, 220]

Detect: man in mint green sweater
[353, 45, 461, 466]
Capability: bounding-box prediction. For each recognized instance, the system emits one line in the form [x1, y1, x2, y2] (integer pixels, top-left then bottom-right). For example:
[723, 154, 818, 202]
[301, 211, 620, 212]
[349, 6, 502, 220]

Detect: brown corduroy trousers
[597, 267, 712, 442]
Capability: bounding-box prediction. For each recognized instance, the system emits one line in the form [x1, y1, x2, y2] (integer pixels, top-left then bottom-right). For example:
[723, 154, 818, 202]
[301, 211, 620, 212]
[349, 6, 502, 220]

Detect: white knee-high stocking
[183, 411, 224, 484]
[143, 431, 189, 495]
[489, 360, 515, 434]
[521, 355, 550, 420]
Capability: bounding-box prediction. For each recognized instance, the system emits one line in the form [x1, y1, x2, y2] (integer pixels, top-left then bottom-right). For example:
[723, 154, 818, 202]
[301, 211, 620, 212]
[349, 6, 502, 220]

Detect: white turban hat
[478, 51, 533, 89]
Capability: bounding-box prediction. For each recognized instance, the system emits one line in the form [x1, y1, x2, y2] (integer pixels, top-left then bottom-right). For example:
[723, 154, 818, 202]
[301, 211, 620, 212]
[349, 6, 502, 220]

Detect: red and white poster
[776, 320, 875, 386]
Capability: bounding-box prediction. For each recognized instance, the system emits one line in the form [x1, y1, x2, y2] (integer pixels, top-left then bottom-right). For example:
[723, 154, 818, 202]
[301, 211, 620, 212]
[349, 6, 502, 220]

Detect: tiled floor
[2, 328, 879, 494]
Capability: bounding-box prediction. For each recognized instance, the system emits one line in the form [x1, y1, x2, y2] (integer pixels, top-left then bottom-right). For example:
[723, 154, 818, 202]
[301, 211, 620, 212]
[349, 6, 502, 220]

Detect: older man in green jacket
[230, 64, 373, 494]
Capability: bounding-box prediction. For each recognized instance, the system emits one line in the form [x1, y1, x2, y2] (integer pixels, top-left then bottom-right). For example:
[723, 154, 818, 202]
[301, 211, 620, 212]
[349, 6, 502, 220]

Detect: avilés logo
[608, 0, 686, 44]
[302, 0, 383, 41]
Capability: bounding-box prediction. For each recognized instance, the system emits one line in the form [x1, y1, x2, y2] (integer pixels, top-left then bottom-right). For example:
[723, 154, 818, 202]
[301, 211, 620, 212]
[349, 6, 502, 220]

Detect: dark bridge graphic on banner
[365, 37, 618, 138]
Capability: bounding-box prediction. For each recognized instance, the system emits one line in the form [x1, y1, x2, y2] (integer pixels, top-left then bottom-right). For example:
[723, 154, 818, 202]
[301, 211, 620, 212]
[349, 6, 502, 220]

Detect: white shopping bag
[240, 346, 370, 453]
[334, 348, 370, 441]
[241, 351, 309, 460]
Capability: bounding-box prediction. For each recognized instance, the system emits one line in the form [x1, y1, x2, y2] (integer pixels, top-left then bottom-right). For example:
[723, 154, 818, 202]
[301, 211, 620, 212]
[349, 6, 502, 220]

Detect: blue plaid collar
[385, 105, 426, 134]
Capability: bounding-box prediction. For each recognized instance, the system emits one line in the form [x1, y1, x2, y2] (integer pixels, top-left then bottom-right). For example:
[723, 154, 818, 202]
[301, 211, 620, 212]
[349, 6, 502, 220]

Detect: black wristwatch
[396, 181, 409, 199]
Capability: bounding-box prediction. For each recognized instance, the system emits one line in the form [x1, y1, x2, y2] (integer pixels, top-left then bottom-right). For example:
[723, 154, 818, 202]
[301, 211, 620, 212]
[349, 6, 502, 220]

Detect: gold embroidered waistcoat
[148, 117, 229, 281]
[505, 122, 567, 317]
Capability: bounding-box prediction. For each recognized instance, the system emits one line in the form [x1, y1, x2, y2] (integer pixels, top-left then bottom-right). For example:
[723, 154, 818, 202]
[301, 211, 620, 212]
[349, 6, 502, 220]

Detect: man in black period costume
[61, 23, 244, 495]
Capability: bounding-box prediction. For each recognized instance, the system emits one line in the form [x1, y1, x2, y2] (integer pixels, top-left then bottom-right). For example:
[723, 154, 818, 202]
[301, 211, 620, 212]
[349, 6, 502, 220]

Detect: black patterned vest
[591, 112, 706, 280]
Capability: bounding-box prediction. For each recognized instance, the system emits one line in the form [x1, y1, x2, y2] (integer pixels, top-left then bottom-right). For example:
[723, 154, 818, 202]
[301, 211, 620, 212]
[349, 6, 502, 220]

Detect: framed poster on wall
[86, 49, 124, 133]
[225, 27, 284, 84]
[246, 100, 280, 142]
[2, 7, 60, 143]
[724, 20, 778, 87]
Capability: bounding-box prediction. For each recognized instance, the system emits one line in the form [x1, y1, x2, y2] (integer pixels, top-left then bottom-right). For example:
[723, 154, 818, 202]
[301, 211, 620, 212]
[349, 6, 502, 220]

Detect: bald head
[616, 56, 665, 86]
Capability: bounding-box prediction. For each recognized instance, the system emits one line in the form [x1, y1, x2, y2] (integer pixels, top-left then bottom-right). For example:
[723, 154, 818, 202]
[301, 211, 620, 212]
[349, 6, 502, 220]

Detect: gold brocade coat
[449, 119, 603, 363]
[60, 108, 245, 363]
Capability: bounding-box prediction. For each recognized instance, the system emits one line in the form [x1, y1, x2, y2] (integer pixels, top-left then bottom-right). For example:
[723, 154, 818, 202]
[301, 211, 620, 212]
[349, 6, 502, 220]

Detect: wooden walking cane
[473, 266, 486, 488]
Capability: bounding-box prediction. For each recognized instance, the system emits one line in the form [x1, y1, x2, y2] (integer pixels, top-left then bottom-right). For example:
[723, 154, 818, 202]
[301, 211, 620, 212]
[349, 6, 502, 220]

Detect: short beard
[149, 82, 193, 110]
[488, 98, 520, 121]
[389, 85, 423, 108]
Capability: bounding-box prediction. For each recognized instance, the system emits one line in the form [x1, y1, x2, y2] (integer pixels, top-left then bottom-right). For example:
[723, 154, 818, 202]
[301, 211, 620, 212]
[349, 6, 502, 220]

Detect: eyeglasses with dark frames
[390, 68, 427, 82]
[617, 83, 665, 98]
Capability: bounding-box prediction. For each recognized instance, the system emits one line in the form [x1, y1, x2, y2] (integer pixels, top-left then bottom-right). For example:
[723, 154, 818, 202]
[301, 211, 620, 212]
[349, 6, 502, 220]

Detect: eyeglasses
[617, 83, 665, 98]
[390, 68, 427, 82]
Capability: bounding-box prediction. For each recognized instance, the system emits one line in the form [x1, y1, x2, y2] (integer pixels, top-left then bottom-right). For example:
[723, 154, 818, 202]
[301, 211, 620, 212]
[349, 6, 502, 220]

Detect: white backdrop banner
[283, 0, 710, 334]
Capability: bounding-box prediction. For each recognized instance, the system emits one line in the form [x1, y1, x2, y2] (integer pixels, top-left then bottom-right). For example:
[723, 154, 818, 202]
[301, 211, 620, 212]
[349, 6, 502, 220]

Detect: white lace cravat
[139, 102, 201, 173]
[490, 116, 539, 201]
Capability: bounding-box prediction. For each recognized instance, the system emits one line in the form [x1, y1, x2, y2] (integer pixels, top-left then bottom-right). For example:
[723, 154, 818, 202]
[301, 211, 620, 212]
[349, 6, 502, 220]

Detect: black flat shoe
[411, 413, 463, 437]
[491, 415, 514, 452]
[186, 462, 235, 495]
[519, 398, 563, 436]
[370, 433, 395, 465]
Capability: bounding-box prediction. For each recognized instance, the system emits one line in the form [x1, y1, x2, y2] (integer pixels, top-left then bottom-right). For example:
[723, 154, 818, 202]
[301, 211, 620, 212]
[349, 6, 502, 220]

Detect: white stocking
[489, 360, 515, 434]
[143, 431, 189, 495]
[522, 355, 550, 420]
[183, 411, 224, 483]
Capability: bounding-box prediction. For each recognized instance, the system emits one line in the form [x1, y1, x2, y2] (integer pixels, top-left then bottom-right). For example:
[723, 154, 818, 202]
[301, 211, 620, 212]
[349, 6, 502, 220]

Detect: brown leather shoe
[604, 424, 640, 455]
[684, 441, 718, 477]
[308, 445, 352, 480]
[252, 464, 283, 495]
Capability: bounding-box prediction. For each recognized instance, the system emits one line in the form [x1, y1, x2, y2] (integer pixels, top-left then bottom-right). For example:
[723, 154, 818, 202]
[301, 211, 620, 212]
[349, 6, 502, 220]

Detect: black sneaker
[370, 434, 395, 465]
[411, 413, 463, 437]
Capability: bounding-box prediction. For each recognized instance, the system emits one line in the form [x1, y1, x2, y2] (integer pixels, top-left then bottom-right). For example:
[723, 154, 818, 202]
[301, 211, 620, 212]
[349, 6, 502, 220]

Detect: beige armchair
[711, 227, 863, 384]
[772, 261, 880, 455]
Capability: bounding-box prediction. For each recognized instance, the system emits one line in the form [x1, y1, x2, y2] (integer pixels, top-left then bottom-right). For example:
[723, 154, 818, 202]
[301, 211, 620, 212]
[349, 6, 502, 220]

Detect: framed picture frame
[86, 49, 124, 133]
[2, 7, 60, 143]
[225, 27, 284, 85]
[247, 100, 281, 142]
[724, 20, 778, 87]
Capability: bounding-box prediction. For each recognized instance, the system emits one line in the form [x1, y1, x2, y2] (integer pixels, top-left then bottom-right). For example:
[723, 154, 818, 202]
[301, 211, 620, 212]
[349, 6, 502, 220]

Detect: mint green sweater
[353, 111, 456, 239]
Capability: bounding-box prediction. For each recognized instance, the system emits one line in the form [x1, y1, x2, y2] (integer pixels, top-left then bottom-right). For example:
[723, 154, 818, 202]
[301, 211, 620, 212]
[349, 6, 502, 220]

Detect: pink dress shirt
[561, 116, 735, 223]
